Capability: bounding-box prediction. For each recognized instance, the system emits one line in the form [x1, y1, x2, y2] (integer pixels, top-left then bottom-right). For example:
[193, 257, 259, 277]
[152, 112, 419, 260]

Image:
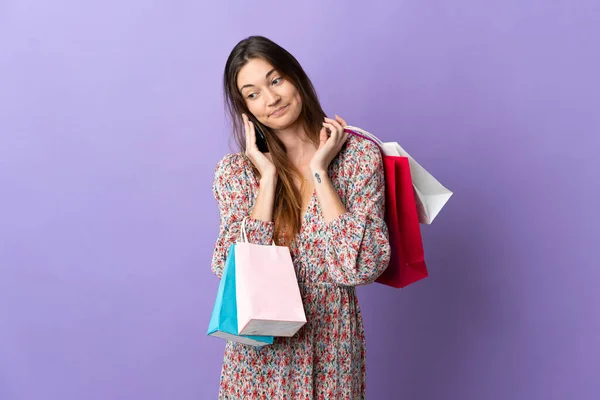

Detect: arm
[210, 154, 276, 278]
[321, 138, 391, 286]
[310, 167, 347, 224]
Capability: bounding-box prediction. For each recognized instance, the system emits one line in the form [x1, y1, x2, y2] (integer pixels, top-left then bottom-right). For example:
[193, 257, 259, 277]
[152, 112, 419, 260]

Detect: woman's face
[237, 58, 303, 131]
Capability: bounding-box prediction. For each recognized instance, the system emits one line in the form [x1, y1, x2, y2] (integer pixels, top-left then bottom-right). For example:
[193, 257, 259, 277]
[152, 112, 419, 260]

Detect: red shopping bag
[345, 129, 428, 288]
[377, 155, 428, 288]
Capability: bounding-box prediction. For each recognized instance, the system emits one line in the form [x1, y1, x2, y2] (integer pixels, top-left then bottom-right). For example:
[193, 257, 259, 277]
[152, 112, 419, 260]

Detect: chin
[269, 106, 302, 130]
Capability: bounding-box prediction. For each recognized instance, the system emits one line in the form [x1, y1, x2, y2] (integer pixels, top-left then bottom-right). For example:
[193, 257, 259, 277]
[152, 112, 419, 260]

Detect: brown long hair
[223, 36, 326, 245]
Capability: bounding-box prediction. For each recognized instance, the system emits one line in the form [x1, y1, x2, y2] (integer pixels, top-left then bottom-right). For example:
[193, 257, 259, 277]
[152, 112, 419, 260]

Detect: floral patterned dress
[211, 134, 391, 399]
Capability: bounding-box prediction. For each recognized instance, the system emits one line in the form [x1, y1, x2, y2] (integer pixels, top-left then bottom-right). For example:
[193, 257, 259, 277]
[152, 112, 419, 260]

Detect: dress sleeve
[324, 138, 391, 286]
[210, 153, 275, 278]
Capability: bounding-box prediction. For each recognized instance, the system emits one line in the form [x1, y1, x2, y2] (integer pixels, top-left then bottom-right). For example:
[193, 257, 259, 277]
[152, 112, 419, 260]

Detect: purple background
[1, 1, 599, 399]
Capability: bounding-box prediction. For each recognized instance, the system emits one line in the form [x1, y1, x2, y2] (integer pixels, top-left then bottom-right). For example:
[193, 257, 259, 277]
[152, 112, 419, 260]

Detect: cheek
[281, 82, 300, 102]
[245, 101, 265, 119]
[293, 91, 302, 115]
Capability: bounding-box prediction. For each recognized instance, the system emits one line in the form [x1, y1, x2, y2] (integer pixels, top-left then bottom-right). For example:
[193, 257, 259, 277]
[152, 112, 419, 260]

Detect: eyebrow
[239, 68, 277, 92]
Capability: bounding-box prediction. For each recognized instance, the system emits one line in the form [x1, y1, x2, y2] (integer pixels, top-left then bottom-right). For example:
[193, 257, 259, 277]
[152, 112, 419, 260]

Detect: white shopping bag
[345, 126, 453, 224]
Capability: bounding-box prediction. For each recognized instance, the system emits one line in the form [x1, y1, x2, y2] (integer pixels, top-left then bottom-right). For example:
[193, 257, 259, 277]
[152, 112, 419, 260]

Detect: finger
[322, 122, 339, 141]
[336, 130, 349, 150]
[318, 127, 328, 148]
[324, 117, 344, 134]
[325, 120, 345, 145]
[248, 119, 257, 151]
[342, 129, 349, 141]
[342, 130, 350, 144]
[338, 131, 348, 148]
[242, 114, 250, 150]
[324, 121, 344, 143]
[335, 114, 348, 127]
[242, 114, 258, 151]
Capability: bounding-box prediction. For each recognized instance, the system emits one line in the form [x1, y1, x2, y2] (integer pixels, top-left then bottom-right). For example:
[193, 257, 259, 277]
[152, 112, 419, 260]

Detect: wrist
[259, 174, 278, 187]
[310, 164, 327, 175]
[310, 168, 327, 184]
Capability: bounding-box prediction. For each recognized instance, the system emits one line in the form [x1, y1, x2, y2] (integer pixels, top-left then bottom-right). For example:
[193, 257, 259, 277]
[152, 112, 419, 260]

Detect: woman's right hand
[242, 113, 277, 180]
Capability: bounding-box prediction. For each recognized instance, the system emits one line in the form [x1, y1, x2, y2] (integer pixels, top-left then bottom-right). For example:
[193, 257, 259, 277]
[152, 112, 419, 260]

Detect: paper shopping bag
[235, 217, 307, 337]
[344, 127, 429, 288]
[378, 155, 429, 288]
[345, 126, 452, 224]
[383, 142, 453, 224]
[207, 243, 274, 346]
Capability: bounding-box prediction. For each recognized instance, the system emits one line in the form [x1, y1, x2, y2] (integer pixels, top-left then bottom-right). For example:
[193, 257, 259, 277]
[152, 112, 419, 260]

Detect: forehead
[237, 58, 276, 89]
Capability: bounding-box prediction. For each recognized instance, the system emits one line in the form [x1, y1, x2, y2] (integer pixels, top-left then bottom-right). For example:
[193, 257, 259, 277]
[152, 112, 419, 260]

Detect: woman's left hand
[309, 115, 349, 172]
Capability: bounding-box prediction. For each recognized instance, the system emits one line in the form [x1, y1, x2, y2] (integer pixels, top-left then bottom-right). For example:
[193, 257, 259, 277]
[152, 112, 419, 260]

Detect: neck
[273, 121, 316, 166]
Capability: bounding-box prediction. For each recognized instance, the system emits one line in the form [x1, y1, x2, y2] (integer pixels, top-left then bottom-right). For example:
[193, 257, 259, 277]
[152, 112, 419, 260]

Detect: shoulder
[339, 131, 382, 168]
[212, 153, 254, 200]
[214, 152, 252, 178]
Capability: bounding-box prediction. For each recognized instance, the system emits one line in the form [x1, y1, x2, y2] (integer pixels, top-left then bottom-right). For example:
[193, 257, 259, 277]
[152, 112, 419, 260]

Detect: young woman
[211, 35, 391, 399]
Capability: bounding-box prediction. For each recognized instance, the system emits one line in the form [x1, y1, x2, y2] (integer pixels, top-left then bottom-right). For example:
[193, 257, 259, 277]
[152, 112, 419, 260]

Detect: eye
[272, 77, 283, 85]
[247, 93, 258, 100]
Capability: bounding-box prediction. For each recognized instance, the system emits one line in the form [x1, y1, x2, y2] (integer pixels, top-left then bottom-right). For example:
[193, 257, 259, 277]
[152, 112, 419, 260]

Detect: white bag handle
[344, 126, 384, 148]
[240, 217, 249, 243]
[240, 217, 276, 246]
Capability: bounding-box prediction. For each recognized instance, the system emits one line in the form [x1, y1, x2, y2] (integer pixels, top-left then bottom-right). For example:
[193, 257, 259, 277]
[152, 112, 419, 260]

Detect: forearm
[311, 168, 347, 224]
[250, 175, 278, 222]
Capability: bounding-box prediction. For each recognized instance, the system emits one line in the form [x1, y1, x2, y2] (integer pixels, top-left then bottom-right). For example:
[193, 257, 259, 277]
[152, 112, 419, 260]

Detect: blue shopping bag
[207, 243, 274, 346]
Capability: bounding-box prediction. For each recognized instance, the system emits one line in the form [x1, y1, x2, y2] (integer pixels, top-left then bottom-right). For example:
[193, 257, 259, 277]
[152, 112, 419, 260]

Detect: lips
[270, 105, 289, 116]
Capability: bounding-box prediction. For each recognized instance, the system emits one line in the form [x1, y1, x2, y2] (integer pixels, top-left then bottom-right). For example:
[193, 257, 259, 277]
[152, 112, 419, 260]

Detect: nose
[265, 88, 281, 107]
